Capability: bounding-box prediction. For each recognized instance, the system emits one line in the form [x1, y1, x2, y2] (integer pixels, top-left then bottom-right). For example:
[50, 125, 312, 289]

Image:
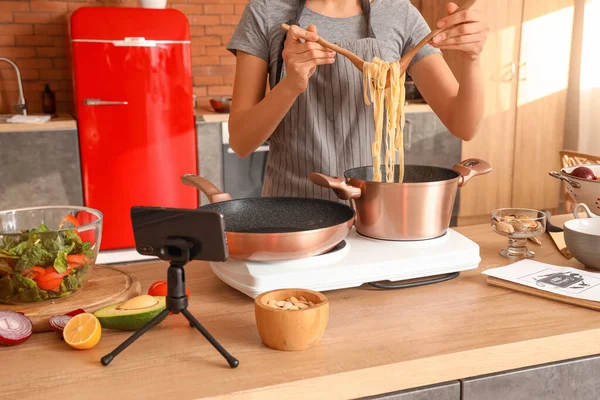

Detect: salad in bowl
[0, 206, 102, 305]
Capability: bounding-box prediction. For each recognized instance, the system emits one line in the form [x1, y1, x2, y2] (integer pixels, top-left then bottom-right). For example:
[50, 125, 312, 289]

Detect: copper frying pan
[180, 175, 355, 262]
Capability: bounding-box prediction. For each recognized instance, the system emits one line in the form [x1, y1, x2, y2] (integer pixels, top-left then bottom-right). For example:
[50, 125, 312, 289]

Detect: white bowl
[564, 217, 600, 269]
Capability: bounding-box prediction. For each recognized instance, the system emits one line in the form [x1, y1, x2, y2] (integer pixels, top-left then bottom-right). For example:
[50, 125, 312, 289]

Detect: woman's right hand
[281, 24, 336, 95]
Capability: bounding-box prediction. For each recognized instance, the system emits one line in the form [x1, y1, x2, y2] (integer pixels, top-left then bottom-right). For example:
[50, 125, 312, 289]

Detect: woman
[226, 0, 489, 200]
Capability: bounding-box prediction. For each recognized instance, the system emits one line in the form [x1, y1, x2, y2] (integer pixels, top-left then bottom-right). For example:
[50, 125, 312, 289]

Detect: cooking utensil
[564, 209, 600, 270]
[209, 97, 232, 113]
[549, 164, 600, 215]
[544, 210, 572, 259]
[180, 175, 355, 261]
[490, 208, 546, 259]
[310, 158, 491, 240]
[280, 0, 477, 87]
[254, 288, 329, 351]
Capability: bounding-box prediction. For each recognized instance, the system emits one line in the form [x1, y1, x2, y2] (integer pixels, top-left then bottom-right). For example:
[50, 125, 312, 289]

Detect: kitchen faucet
[0, 57, 27, 115]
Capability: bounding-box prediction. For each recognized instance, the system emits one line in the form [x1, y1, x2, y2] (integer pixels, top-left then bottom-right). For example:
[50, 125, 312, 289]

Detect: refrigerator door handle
[83, 99, 128, 106]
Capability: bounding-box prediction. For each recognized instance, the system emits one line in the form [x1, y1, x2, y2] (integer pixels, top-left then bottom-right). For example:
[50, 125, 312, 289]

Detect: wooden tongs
[281, 0, 477, 87]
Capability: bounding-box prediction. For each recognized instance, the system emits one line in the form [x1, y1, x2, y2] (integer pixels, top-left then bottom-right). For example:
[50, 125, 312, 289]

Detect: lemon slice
[63, 313, 102, 350]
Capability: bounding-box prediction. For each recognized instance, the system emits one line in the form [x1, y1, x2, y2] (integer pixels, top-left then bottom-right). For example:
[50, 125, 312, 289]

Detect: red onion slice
[0, 311, 33, 346]
[49, 315, 73, 333]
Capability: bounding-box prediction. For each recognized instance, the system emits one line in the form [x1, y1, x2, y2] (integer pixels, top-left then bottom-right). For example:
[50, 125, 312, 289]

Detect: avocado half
[94, 295, 167, 331]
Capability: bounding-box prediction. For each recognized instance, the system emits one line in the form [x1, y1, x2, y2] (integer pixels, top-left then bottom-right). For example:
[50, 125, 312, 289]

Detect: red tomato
[148, 280, 190, 298]
[36, 278, 62, 292]
[66, 254, 90, 268]
[59, 214, 80, 229]
[22, 266, 46, 279]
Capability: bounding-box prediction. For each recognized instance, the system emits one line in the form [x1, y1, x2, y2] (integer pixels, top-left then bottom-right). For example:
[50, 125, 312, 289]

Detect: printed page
[483, 260, 600, 302]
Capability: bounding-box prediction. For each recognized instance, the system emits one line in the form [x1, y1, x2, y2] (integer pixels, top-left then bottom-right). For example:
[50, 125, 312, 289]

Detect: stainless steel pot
[309, 158, 492, 241]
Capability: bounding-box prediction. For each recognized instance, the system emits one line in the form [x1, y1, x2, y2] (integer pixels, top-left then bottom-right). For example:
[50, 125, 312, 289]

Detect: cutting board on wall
[2, 266, 141, 332]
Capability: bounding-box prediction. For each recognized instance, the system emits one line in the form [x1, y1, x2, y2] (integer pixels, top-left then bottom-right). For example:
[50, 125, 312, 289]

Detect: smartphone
[130, 206, 228, 262]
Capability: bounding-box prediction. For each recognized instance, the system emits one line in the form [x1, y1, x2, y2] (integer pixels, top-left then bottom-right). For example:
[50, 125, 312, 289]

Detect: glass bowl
[491, 208, 546, 259]
[0, 206, 102, 305]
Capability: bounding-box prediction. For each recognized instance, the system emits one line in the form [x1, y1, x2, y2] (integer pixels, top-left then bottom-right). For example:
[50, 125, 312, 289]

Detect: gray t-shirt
[227, 0, 440, 88]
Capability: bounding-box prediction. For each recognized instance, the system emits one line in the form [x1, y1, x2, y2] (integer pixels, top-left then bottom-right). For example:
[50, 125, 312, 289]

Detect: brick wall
[0, 0, 244, 114]
[0, 0, 422, 115]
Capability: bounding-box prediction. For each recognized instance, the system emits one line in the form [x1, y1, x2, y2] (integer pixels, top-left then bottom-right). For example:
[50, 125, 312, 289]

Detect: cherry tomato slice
[148, 280, 190, 298]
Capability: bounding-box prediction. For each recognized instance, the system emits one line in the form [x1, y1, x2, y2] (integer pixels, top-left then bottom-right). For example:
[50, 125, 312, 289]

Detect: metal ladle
[281, 0, 477, 88]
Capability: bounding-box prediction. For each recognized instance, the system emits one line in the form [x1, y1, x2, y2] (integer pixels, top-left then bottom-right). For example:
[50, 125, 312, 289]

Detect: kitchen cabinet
[196, 121, 224, 205]
[359, 381, 460, 400]
[461, 354, 600, 400]
[0, 129, 84, 211]
[421, 0, 574, 219]
[404, 108, 462, 224]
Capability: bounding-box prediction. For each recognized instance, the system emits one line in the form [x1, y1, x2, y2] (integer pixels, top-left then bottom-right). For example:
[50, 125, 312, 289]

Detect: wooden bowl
[254, 288, 329, 351]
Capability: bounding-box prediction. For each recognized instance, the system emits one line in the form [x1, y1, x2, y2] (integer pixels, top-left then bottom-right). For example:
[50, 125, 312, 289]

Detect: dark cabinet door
[358, 381, 460, 400]
[0, 129, 84, 210]
[462, 355, 600, 400]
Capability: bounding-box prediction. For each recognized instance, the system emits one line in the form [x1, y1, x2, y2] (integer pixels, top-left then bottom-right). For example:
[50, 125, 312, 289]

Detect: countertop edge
[195, 103, 433, 122]
[0, 114, 77, 132]
[204, 328, 600, 400]
[0, 103, 434, 132]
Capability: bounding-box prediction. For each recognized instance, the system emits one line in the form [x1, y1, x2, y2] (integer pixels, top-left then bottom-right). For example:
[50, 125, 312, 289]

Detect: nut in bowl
[0, 206, 102, 305]
[491, 208, 546, 259]
[254, 288, 329, 351]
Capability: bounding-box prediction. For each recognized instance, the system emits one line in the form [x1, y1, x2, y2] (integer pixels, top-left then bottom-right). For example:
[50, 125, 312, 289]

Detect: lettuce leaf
[53, 251, 68, 273]
[12, 274, 47, 302]
[0, 276, 14, 300]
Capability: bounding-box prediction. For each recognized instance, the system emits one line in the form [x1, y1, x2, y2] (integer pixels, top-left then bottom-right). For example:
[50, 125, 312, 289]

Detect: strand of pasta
[362, 58, 407, 183]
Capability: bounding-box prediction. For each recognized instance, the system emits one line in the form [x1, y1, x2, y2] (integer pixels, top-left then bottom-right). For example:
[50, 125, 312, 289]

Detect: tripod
[101, 239, 239, 368]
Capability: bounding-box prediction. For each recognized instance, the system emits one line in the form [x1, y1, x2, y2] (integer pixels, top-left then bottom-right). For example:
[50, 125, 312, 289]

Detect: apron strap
[274, 0, 376, 86]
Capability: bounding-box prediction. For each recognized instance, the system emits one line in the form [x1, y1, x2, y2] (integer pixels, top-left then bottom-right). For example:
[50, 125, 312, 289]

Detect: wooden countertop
[0, 113, 77, 132]
[195, 103, 433, 122]
[4, 218, 600, 400]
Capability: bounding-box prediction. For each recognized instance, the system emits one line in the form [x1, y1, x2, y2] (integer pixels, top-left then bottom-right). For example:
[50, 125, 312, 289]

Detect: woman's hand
[281, 24, 336, 95]
[430, 2, 489, 61]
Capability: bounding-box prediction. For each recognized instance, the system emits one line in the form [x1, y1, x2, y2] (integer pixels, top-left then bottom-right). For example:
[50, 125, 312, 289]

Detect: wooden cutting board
[1, 265, 141, 332]
[487, 276, 600, 311]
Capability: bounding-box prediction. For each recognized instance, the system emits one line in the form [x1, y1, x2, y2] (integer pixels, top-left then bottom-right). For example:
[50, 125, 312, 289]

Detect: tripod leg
[101, 308, 170, 366]
[181, 308, 239, 368]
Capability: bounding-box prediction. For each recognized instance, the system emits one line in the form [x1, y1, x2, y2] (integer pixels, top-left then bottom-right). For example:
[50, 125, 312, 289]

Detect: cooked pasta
[362, 58, 407, 183]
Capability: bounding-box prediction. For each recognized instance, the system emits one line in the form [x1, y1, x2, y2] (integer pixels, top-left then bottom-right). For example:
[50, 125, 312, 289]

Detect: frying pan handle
[309, 173, 362, 200]
[548, 171, 582, 189]
[453, 158, 492, 188]
[181, 174, 233, 203]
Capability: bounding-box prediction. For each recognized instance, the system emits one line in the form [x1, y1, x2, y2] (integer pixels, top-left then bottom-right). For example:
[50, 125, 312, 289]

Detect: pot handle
[453, 158, 492, 187]
[309, 173, 362, 200]
[548, 171, 582, 189]
[181, 174, 233, 203]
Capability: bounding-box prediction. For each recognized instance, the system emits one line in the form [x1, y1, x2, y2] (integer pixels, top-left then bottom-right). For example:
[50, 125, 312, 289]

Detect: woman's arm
[229, 25, 336, 158]
[229, 53, 301, 158]
[408, 2, 489, 141]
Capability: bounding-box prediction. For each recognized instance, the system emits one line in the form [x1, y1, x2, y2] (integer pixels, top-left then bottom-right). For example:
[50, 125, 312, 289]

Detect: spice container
[42, 84, 56, 115]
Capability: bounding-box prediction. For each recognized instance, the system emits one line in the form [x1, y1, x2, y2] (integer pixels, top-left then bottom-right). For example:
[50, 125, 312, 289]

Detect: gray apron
[262, 0, 382, 202]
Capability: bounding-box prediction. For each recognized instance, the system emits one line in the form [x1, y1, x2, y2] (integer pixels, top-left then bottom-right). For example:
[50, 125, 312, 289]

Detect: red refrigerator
[70, 7, 199, 252]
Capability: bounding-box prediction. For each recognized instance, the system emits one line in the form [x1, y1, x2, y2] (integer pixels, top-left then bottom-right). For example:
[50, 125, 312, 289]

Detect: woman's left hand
[430, 2, 489, 61]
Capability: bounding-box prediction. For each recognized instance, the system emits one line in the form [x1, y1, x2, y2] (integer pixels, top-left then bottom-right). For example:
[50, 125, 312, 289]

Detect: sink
[0, 114, 54, 124]
[0, 114, 14, 123]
